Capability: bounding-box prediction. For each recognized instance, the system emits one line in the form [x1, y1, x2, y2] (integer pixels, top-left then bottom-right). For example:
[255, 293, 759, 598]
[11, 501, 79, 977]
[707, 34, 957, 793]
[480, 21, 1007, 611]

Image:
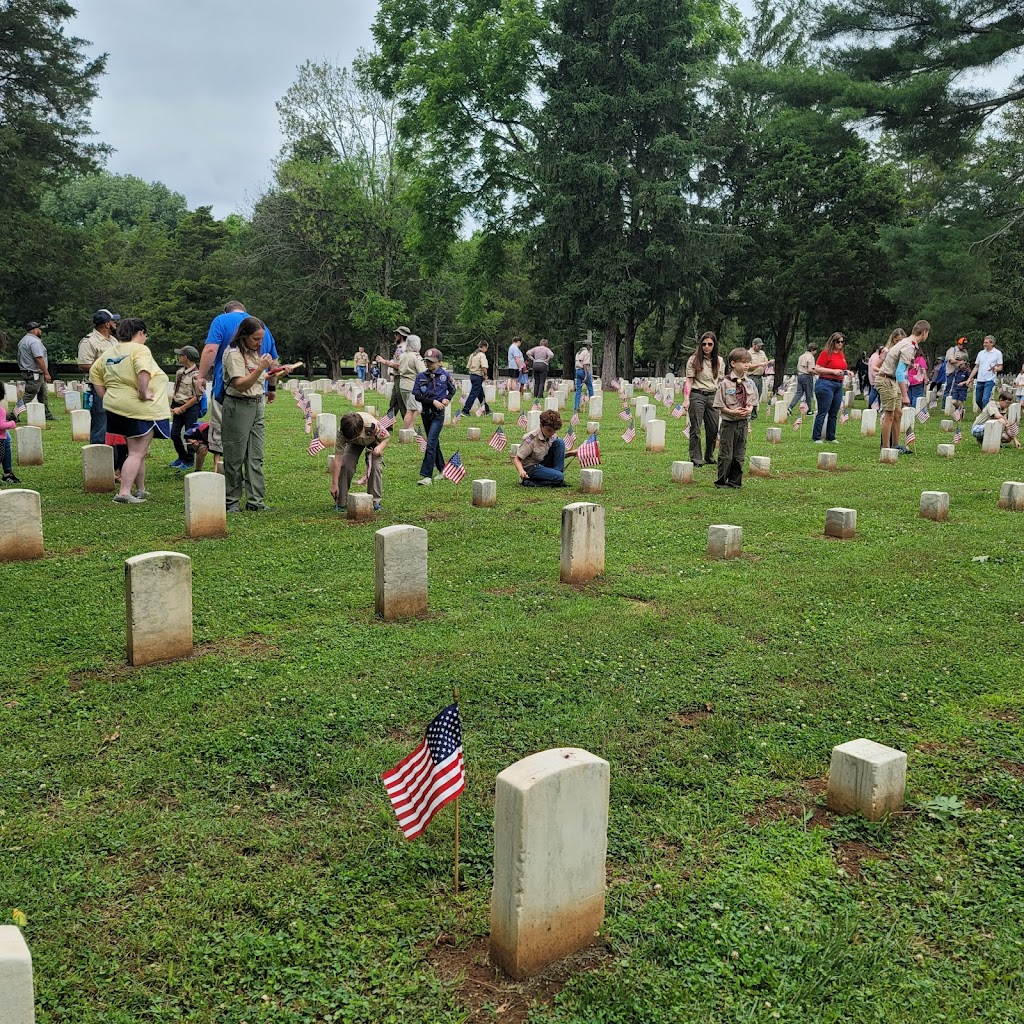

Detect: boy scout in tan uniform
[332, 411, 390, 511]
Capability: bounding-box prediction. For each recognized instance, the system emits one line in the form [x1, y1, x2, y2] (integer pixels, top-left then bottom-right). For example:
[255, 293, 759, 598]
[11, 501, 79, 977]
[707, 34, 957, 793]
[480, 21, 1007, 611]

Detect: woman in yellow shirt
[89, 317, 170, 504]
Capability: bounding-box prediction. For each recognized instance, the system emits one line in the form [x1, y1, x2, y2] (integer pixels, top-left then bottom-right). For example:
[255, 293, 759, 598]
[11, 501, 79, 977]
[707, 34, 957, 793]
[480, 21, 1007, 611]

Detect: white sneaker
[417, 477, 432, 486]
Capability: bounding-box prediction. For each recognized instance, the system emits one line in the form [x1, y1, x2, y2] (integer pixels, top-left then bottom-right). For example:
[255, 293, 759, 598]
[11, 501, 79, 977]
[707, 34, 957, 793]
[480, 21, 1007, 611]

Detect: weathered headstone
[879, 448, 899, 465]
[900, 406, 915, 433]
[824, 507, 856, 539]
[638, 404, 656, 427]
[919, 491, 949, 522]
[544, 396, 559, 413]
[125, 552, 193, 666]
[398, 428, 416, 444]
[707, 524, 742, 559]
[586, 420, 600, 433]
[81, 444, 115, 493]
[375, 525, 427, 619]
[316, 413, 337, 447]
[326, 454, 335, 476]
[0, 490, 44, 561]
[579, 469, 603, 494]
[998, 481, 1024, 511]
[645, 419, 666, 452]
[492, 413, 505, 425]
[982, 420, 1002, 454]
[527, 410, 541, 433]
[25, 403, 45, 429]
[944, 397, 954, 415]
[444, 404, 452, 425]
[64, 390, 82, 412]
[184, 472, 227, 539]
[748, 456, 771, 477]
[0, 925, 34, 1024]
[484, 383, 497, 404]
[2, 383, 16, 404]
[560, 502, 604, 583]
[939, 419, 955, 432]
[850, 408, 862, 421]
[508, 391, 522, 413]
[671, 461, 693, 484]
[589, 396, 603, 418]
[347, 493, 374, 521]
[490, 748, 610, 980]
[467, 427, 481, 441]
[307, 393, 323, 416]
[773, 400, 787, 424]
[860, 409, 878, 436]
[14, 427, 42, 466]
[827, 738, 906, 821]
[472, 479, 497, 508]
[765, 427, 782, 444]
[817, 451, 838, 471]
[936, 444, 955, 458]
[70, 408, 91, 441]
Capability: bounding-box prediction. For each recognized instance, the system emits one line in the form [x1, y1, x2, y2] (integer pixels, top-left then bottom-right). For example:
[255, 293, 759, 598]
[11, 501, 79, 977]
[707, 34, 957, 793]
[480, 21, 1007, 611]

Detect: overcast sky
[70, 0, 380, 218]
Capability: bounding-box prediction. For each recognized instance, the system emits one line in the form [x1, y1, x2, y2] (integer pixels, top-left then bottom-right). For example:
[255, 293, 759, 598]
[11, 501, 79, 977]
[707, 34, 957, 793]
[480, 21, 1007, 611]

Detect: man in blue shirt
[412, 348, 456, 485]
[196, 300, 278, 463]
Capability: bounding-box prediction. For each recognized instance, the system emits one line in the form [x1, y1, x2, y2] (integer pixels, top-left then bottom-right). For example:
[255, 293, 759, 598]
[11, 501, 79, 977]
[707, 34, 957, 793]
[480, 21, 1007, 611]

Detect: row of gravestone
[0, 733, 909, 1018]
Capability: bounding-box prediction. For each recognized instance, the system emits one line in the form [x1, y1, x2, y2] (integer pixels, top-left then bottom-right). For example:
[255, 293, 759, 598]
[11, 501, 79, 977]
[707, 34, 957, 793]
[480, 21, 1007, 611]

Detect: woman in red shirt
[812, 332, 848, 443]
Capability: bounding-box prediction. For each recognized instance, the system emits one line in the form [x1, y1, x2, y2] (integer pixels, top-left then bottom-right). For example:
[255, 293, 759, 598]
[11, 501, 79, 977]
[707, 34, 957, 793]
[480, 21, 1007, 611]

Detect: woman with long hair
[88, 317, 170, 504]
[221, 315, 273, 512]
[683, 331, 723, 467]
[812, 332, 848, 443]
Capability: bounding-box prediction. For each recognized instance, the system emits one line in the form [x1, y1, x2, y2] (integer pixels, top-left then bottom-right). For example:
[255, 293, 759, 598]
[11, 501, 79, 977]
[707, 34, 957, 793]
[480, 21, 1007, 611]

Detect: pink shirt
[0, 407, 16, 441]
[867, 350, 884, 386]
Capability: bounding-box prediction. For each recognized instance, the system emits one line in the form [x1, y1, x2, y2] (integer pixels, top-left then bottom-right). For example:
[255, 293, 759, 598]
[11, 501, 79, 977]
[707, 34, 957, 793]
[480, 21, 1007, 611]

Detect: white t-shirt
[974, 348, 1002, 381]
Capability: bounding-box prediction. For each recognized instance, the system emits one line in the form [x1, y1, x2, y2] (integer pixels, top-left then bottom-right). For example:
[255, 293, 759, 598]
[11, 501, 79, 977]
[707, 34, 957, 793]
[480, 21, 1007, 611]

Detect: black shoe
[727, 482, 742, 489]
[692, 461, 704, 468]
[705, 458, 718, 466]
[2, 473, 20, 484]
[245, 503, 272, 511]
[714, 481, 730, 489]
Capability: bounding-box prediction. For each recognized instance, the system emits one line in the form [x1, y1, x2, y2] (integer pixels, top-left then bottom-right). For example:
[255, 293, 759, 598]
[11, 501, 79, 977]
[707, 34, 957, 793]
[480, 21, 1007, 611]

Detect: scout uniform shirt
[878, 338, 916, 378]
[467, 350, 488, 376]
[684, 353, 722, 392]
[78, 329, 114, 369]
[354, 351, 369, 369]
[748, 349, 768, 377]
[575, 347, 592, 370]
[515, 429, 556, 468]
[713, 373, 757, 419]
[796, 351, 816, 375]
[222, 347, 265, 398]
[173, 365, 202, 407]
[349, 412, 389, 447]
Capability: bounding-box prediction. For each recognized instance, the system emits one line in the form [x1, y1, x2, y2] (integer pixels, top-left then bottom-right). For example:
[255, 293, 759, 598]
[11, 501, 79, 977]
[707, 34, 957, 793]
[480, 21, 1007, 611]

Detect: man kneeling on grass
[971, 389, 1021, 449]
[512, 409, 578, 487]
[331, 412, 390, 512]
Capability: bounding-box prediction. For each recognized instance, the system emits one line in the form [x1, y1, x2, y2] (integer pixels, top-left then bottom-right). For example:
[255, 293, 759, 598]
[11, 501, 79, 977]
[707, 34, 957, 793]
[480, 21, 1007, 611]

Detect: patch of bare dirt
[667, 703, 714, 728]
[424, 935, 610, 1024]
[834, 841, 889, 877]
[999, 760, 1024, 780]
[485, 587, 519, 596]
[986, 710, 1019, 723]
[746, 780, 831, 828]
[915, 742, 952, 753]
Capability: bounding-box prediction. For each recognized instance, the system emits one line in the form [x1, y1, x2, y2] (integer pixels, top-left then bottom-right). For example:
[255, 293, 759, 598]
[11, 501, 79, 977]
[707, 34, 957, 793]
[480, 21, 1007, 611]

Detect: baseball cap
[25, 321, 44, 331]
[93, 309, 122, 326]
[174, 345, 200, 361]
[394, 325, 411, 337]
[423, 348, 443, 363]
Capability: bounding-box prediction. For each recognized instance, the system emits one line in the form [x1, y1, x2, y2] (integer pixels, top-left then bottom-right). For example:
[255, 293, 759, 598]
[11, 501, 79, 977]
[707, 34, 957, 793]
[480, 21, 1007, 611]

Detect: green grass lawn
[3, 387, 1023, 1023]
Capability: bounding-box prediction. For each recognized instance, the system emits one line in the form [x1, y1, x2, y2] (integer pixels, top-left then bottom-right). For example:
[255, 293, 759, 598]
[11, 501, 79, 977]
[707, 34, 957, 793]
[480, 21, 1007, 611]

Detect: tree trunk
[622, 312, 637, 382]
[600, 322, 618, 387]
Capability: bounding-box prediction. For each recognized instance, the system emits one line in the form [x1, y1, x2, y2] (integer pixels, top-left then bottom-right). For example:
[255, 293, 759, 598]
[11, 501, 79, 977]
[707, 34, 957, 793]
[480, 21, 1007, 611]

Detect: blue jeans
[908, 383, 925, 406]
[171, 404, 201, 464]
[788, 374, 815, 413]
[88, 385, 107, 444]
[524, 439, 566, 485]
[574, 369, 593, 411]
[975, 380, 995, 409]
[356, 366, 366, 381]
[812, 379, 843, 441]
[419, 410, 446, 478]
[461, 374, 490, 416]
[867, 385, 879, 409]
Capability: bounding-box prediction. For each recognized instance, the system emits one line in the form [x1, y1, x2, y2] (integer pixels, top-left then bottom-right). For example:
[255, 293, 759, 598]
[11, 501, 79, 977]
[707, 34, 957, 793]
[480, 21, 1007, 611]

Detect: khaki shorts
[876, 375, 903, 412]
[208, 397, 223, 453]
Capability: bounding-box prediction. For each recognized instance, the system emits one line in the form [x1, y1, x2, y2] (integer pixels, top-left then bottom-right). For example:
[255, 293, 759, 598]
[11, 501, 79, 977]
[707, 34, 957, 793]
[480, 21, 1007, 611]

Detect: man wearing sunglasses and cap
[17, 321, 55, 420]
[78, 309, 122, 444]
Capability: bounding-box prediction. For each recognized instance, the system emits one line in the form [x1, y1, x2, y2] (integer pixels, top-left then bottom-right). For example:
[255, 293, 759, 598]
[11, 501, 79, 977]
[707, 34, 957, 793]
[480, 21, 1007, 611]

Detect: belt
[878, 372, 895, 380]
[226, 394, 263, 403]
[694, 388, 715, 395]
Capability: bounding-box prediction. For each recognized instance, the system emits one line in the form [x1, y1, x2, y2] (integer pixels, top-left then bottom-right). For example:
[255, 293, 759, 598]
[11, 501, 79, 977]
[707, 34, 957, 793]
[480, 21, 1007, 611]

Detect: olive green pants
[222, 396, 265, 509]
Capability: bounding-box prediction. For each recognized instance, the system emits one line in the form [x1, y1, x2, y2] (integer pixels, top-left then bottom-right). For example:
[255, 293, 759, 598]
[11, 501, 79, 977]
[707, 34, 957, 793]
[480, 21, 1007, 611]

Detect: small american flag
[953, 426, 963, 444]
[14, 397, 27, 417]
[840, 410, 850, 424]
[382, 703, 466, 841]
[441, 451, 466, 484]
[916, 407, 930, 423]
[577, 433, 601, 467]
[570, 412, 579, 427]
[792, 415, 802, 431]
[415, 430, 428, 454]
[671, 403, 684, 419]
[304, 413, 312, 435]
[622, 421, 635, 443]
[379, 411, 396, 431]
[517, 412, 528, 429]
[563, 429, 576, 449]
[488, 427, 508, 452]
[1008, 422, 1020, 439]
[474, 403, 485, 417]
[619, 409, 632, 421]
[452, 411, 462, 425]
[308, 432, 324, 456]
[904, 428, 916, 445]
[532, 401, 541, 411]
[871, 400, 880, 411]
[800, 402, 809, 413]
[55, 381, 66, 396]
[682, 423, 691, 439]
[953, 408, 963, 421]
[655, 390, 662, 401]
